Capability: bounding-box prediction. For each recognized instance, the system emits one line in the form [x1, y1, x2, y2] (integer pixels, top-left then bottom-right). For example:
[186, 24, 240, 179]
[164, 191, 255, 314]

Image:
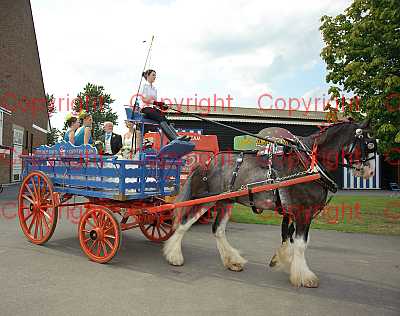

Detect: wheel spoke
[22, 194, 35, 205]
[159, 224, 168, 234]
[103, 217, 111, 229]
[23, 211, 34, 223]
[104, 225, 114, 233]
[28, 212, 37, 233]
[156, 225, 162, 238]
[37, 177, 41, 201]
[89, 240, 98, 251]
[104, 238, 114, 249]
[42, 213, 51, 231]
[90, 213, 99, 227]
[104, 234, 115, 239]
[25, 185, 35, 202]
[33, 214, 39, 239]
[38, 214, 44, 239]
[40, 209, 52, 221]
[101, 241, 108, 256]
[30, 178, 38, 201]
[162, 222, 172, 229]
[151, 225, 155, 237]
[96, 241, 101, 256]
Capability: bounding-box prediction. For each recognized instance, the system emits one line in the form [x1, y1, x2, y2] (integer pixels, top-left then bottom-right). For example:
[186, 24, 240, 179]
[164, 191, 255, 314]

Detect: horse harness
[200, 127, 377, 215]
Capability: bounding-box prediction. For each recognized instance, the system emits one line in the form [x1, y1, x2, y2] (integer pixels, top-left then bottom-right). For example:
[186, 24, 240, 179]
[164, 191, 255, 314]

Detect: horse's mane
[311, 120, 355, 138]
[301, 120, 356, 147]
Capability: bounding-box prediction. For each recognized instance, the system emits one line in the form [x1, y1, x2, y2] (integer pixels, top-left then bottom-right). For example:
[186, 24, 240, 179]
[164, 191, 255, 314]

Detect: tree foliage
[320, 0, 400, 162]
[46, 94, 61, 145]
[72, 83, 118, 141]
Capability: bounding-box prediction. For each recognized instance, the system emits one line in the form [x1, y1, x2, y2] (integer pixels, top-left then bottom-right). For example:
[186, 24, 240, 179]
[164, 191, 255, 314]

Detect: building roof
[166, 105, 344, 126]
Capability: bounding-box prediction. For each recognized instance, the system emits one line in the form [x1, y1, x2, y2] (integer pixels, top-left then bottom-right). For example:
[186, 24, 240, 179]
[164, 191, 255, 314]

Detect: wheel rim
[18, 171, 58, 244]
[139, 212, 174, 242]
[78, 206, 121, 263]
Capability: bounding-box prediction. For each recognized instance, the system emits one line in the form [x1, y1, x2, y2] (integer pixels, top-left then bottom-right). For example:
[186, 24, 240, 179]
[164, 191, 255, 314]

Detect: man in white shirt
[101, 122, 123, 155]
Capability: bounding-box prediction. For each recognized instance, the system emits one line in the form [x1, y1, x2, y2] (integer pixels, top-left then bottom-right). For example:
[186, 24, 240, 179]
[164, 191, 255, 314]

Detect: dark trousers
[141, 106, 167, 122]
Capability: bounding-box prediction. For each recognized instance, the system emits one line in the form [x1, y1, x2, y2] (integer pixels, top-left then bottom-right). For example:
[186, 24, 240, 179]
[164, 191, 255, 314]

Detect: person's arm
[135, 129, 141, 151]
[84, 127, 91, 145]
[68, 130, 75, 144]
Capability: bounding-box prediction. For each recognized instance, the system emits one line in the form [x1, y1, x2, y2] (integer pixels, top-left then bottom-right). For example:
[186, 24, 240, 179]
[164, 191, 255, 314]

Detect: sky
[31, 0, 352, 134]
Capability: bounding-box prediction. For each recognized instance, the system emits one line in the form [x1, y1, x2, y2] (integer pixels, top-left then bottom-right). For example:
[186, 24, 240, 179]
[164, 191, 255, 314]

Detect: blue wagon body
[21, 107, 195, 201]
[22, 141, 185, 201]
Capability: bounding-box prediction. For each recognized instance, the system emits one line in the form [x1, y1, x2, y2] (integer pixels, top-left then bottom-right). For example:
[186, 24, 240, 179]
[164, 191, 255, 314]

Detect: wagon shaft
[138, 173, 321, 213]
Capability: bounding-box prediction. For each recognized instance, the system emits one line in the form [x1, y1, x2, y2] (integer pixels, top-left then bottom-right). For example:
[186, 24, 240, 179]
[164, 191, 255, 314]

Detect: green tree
[72, 83, 118, 140]
[46, 93, 61, 145]
[320, 0, 400, 162]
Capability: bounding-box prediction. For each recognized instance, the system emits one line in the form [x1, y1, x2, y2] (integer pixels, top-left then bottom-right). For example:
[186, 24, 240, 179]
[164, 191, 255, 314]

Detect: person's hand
[154, 101, 169, 110]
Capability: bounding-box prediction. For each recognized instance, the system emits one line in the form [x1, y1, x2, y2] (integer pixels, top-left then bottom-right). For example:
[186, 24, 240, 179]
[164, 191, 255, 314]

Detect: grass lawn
[229, 195, 400, 235]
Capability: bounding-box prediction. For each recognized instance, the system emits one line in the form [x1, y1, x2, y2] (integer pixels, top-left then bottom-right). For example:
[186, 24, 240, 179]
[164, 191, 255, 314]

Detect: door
[12, 126, 24, 182]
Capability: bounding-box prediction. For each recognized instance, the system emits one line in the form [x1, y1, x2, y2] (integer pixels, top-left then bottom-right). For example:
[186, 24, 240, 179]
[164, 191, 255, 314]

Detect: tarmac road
[0, 186, 399, 316]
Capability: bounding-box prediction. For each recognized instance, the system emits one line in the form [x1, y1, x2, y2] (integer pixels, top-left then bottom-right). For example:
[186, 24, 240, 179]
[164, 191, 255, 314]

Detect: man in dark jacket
[101, 122, 122, 155]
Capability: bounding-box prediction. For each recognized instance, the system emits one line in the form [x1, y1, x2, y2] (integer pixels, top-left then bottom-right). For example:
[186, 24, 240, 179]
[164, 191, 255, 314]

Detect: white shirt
[141, 83, 157, 108]
[104, 133, 112, 154]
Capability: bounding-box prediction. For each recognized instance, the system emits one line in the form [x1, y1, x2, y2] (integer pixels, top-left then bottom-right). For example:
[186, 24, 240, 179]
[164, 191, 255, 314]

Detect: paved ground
[1, 186, 399, 316]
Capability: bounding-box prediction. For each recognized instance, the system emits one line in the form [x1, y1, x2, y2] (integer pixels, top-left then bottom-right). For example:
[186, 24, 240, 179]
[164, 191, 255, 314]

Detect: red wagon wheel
[78, 205, 121, 263]
[139, 211, 175, 242]
[18, 171, 58, 245]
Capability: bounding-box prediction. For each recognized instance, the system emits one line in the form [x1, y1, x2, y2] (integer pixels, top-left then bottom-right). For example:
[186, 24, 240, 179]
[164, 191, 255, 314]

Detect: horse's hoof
[269, 255, 277, 268]
[228, 263, 244, 272]
[169, 261, 184, 267]
[167, 255, 184, 266]
[290, 272, 319, 288]
[304, 277, 319, 288]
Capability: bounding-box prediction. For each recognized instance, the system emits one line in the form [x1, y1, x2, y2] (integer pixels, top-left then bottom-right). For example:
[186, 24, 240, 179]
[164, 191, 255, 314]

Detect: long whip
[131, 36, 155, 155]
[167, 107, 310, 153]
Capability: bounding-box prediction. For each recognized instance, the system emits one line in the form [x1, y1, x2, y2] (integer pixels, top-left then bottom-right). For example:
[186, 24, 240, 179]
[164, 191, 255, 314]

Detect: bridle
[341, 128, 377, 170]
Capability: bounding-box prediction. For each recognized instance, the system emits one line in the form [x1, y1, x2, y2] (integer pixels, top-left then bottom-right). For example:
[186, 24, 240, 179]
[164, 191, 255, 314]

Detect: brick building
[0, 0, 49, 184]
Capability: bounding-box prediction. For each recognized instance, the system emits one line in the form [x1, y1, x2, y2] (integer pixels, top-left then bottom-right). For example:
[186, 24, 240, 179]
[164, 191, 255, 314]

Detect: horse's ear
[360, 117, 371, 129]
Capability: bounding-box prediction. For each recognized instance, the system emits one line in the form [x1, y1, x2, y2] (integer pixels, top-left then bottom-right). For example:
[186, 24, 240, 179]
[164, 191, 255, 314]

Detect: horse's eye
[367, 142, 375, 150]
[356, 128, 363, 135]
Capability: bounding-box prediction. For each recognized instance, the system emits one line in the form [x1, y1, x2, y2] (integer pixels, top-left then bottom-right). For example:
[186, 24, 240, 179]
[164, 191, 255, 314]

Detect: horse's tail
[172, 168, 194, 229]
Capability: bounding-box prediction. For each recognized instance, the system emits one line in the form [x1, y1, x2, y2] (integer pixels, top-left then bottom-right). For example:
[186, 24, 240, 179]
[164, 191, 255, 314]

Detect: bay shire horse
[163, 119, 377, 287]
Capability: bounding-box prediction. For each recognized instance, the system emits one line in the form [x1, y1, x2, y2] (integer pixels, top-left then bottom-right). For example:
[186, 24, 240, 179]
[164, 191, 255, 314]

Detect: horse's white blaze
[351, 153, 375, 179]
[289, 238, 319, 288]
[163, 206, 211, 266]
[215, 213, 247, 271]
[362, 152, 375, 178]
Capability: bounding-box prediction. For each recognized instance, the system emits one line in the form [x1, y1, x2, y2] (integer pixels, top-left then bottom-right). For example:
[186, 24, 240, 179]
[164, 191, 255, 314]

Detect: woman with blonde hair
[63, 113, 80, 144]
[74, 111, 93, 145]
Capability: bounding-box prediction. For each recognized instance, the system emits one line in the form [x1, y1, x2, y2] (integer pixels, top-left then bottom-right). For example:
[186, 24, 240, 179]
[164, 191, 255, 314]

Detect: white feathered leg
[215, 208, 247, 271]
[289, 237, 319, 288]
[163, 204, 213, 266]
